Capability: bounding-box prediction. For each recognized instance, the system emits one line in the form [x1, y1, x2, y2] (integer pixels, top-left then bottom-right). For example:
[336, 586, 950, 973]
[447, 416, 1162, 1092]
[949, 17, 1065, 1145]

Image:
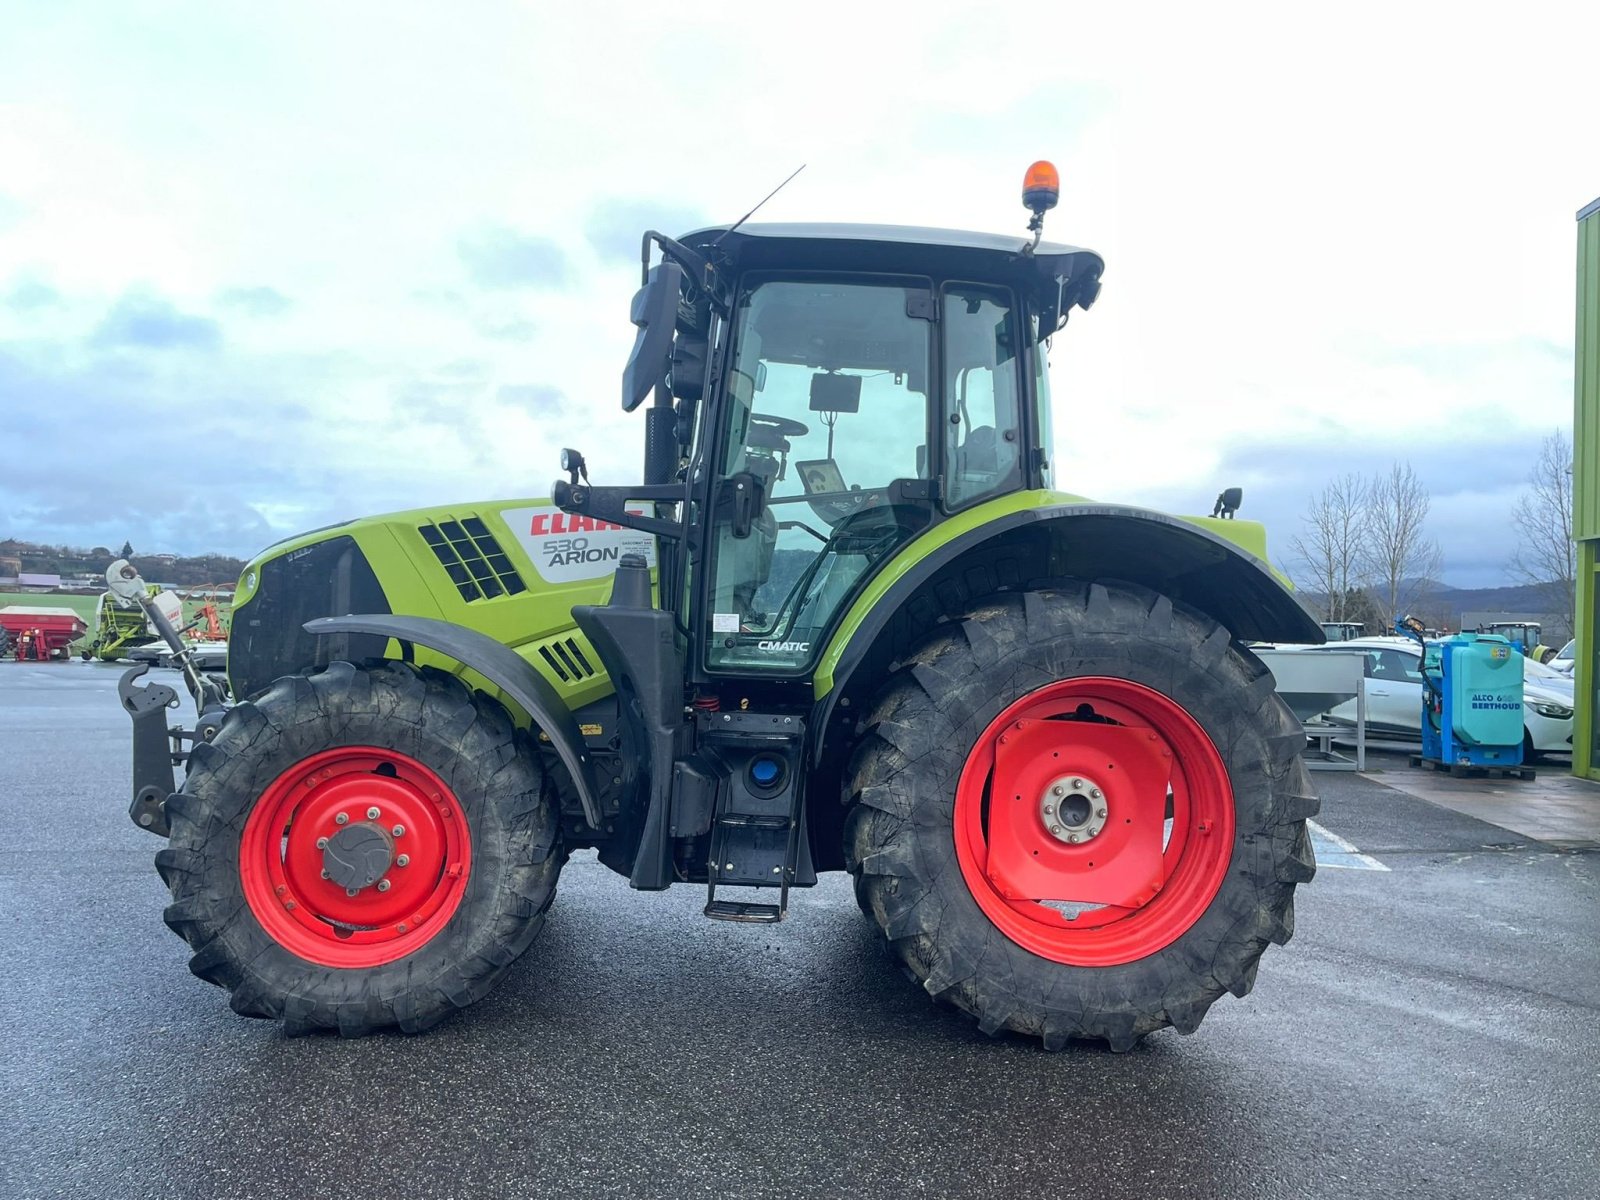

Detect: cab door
[699, 275, 936, 677]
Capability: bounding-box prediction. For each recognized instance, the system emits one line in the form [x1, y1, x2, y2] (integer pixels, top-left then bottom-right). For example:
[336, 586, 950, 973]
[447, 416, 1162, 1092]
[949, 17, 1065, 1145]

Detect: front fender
[305, 614, 601, 828]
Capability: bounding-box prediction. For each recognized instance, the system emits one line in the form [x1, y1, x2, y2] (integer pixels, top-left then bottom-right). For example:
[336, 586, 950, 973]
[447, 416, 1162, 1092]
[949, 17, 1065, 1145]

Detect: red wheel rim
[239, 747, 472, 968]
[953, 677, 1234, 966]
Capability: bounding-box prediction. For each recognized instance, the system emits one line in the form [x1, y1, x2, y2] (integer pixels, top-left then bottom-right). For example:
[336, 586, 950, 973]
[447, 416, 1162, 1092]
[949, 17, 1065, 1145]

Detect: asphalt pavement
[2, 662, 1597, 1200]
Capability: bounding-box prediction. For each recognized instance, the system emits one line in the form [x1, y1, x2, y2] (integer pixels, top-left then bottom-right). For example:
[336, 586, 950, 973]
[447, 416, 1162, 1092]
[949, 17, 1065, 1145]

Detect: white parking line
[1308, 819, 1391, 871]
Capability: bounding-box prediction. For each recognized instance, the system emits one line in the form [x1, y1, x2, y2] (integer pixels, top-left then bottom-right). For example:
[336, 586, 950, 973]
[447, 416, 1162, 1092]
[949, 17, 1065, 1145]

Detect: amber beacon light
[1022, 160, 1060, 214]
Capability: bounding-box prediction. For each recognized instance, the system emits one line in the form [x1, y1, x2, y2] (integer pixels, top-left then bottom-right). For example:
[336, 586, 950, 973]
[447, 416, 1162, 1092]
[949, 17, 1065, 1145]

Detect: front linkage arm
[111, 561, 230, 836]
[119, 665, 229, 836]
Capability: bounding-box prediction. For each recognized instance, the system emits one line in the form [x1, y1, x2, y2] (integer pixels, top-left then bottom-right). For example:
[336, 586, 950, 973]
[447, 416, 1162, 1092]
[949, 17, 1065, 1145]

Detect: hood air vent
[419, 516, 527, 602]
[537, 636, 596, 683]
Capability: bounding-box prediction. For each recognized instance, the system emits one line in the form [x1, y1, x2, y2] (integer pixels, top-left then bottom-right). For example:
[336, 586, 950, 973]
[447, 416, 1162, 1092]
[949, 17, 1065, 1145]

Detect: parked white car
[1300, 636, 1574, 758]
[1550, 639, 1577, 675]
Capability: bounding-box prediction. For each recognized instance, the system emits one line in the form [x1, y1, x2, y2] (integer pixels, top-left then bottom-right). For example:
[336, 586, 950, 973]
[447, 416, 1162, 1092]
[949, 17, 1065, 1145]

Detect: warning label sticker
[501, 505, 658, 584]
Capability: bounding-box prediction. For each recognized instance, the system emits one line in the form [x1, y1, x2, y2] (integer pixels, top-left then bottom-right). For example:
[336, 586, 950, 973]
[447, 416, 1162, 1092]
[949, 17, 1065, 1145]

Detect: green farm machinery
[85, 583, 166, 661]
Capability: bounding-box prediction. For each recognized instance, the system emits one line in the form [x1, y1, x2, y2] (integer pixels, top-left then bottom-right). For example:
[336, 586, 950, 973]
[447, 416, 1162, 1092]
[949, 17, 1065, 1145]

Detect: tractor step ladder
[703, 810, 802, 921]
[703, 802, 803, 922]
[703, 898, 785, 922]
[701, 715, 807, 923]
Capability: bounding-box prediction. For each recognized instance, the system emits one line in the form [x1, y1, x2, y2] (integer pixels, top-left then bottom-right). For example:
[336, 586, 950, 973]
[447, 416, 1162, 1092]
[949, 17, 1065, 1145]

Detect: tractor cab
[555, 216, 1104, 685]
[1321, 621, 1365, 642]
[1482, 621, 1544, 658]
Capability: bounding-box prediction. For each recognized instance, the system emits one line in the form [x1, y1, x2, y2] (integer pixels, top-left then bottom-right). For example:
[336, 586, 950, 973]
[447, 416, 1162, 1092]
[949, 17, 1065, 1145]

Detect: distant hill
[0, 538, 246, 588]
[1303, 579, 1559, 611]
[1403, 579, 1561, 613]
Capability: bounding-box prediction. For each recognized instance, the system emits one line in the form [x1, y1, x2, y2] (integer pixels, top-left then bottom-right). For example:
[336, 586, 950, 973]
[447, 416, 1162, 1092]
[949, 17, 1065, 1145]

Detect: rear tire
[156, 660, 562, 1035]
[844, 583, 1317, 1050]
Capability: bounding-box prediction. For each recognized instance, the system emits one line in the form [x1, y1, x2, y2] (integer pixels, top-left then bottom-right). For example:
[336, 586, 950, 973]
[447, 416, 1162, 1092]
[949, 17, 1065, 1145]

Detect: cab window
[943, 283, 1023, 509]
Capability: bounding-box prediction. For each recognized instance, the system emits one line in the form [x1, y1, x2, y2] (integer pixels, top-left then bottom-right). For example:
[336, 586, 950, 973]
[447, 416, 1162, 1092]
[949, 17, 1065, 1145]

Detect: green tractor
[121, 163, 1321, 1047]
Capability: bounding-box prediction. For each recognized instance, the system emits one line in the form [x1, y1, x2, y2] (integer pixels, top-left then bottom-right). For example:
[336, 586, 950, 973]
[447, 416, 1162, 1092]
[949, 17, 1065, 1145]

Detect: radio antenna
[711, 164, 806, 246]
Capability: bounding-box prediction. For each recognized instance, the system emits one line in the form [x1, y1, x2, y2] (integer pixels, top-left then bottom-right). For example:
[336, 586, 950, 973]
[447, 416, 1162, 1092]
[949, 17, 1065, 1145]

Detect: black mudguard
[304, 615, 602, 828]
[813, 503, 1325, 756]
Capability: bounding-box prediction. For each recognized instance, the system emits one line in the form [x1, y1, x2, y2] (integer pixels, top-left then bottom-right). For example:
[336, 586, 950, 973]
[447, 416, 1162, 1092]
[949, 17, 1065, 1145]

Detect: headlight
[1532, 701, 1573, 720]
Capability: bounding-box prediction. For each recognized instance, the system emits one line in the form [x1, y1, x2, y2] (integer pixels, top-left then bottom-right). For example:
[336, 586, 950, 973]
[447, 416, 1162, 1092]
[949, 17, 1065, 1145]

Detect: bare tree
[1290, 474, 1372, 621]
[1338, 585, 1386, 635]
[1367, 461, 1442, 624]
[1507, 429, 1576, 633]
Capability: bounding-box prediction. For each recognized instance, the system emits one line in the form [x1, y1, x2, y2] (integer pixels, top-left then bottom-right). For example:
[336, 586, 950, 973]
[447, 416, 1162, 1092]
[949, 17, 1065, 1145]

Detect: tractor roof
[679, 222, 1104, 311]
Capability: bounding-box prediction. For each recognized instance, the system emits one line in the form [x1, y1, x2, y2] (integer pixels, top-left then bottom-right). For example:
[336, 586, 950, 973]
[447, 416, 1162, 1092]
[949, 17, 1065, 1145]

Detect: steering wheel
[747, 412, 809, 448]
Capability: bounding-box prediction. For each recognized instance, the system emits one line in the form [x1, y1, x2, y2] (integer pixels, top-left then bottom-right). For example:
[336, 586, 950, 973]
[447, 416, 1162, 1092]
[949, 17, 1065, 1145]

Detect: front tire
[155, 660, 562, 1035]
[845, 584, 1317, 1050]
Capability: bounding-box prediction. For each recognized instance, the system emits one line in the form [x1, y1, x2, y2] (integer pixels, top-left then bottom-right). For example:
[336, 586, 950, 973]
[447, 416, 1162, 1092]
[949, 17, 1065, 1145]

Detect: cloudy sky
[1, 3, 1594, 587]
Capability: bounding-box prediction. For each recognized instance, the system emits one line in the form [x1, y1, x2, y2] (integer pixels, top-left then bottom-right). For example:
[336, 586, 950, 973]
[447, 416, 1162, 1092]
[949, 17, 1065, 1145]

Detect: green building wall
[1574, 197, 1600, 780]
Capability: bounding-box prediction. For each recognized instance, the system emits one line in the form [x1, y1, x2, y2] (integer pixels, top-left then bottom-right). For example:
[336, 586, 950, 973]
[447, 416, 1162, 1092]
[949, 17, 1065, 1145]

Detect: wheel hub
[322, 822, 395, 890]
[952, 677, 1238, 966]
[1039, 774, 1108, 844]
[980, 712, 1173, 908]
[239, 746, 472, 968]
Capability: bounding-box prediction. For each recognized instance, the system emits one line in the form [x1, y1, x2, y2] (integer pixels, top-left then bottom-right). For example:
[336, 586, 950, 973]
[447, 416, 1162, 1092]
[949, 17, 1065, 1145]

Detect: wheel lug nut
[1090, 788, 1102, 799]
[320, 869, 330, 880]
[345, 887, 359, 897]
[392, 825, 405, 837]
[1050, 824, 1062, 834]
[1068, 834, 1080, 843]
[1071, 778, 1083, 789]
[316, 836, 329, 849]
[396, 854, 410, 867]
[1051, 784, 1064, 797]
[366, 807, 380, 820]
[335, 812, 349, 825]
[377, 879, 391, 892]
[1096, 808, 1107, 818]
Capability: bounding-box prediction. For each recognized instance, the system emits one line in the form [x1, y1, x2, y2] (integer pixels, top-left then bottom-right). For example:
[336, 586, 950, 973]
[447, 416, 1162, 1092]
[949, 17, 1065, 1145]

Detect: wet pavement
[1370, 756, 1600, 850]
[2, 662, 1597, 1200]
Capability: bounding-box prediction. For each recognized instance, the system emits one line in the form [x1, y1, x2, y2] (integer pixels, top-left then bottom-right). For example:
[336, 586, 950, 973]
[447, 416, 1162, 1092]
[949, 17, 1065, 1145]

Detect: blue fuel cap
[750, 756, 783, 788]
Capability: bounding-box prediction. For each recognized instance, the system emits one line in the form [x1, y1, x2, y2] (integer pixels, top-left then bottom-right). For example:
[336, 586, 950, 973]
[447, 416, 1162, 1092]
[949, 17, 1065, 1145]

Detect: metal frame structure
[1574, 196, 1600, 782]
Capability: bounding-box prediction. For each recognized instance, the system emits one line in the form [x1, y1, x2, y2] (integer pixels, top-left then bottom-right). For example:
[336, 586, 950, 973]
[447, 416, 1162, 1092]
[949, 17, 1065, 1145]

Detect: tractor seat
[962, 426, 999, 474]
[957, 425, 1016, 478]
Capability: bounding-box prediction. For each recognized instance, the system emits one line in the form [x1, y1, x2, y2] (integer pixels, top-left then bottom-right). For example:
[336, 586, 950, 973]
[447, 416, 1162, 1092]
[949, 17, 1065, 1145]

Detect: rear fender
[305, 615, 602, 827]
[812, 503, 1324, 754]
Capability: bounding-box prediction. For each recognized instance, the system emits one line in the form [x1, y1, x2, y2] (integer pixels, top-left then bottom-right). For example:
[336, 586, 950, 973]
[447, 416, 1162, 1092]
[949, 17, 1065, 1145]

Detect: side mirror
[622, 262, 685, 412]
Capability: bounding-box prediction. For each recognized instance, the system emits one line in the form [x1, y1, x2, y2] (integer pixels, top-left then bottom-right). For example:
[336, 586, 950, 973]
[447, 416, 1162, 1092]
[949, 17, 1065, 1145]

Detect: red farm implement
[1, 606, 89, 662]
